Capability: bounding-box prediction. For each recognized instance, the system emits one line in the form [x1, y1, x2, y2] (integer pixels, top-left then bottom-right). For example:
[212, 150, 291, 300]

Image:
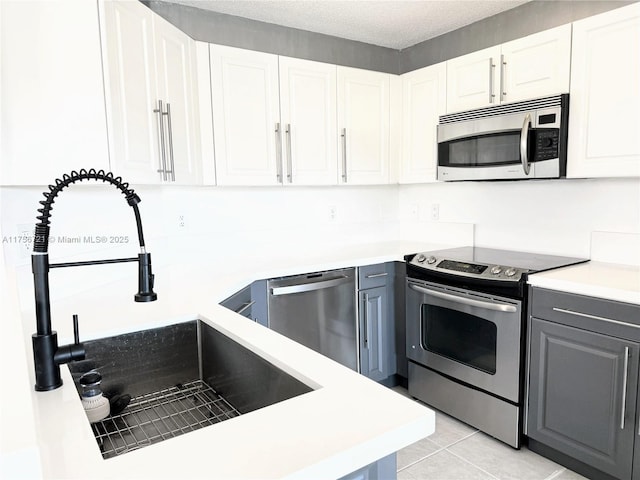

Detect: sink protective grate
[91, 380, 241, 459]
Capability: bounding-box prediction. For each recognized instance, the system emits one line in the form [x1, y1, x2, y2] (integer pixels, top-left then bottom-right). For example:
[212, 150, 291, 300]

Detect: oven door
[406, 278, 522, 402]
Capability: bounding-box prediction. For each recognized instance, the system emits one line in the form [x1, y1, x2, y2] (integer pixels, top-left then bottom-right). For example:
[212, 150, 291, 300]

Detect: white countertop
[13, 240, 446, 479]
[528, 261, 640, 305]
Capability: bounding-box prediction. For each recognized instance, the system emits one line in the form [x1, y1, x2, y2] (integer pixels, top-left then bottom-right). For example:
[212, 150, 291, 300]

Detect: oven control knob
[505, 268, 518, 277]
[490, 266, 502, 275]
[426, 256, 437, 264]
[416, 254, 427, 263]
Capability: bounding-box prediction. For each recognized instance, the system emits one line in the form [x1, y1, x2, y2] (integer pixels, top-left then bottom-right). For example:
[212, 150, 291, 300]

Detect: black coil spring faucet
[31, 169, 157, 391]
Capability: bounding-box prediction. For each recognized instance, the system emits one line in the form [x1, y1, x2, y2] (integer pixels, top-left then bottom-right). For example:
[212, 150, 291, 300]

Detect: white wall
[399, 177, 640, 258]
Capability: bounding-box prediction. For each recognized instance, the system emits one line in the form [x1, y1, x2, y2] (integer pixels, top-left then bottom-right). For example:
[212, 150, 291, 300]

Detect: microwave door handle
[409, 284, 517, 313]
[520, 113, 532, 175]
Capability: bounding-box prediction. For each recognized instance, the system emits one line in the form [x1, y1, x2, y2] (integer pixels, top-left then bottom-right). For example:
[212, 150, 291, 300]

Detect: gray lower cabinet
[358, 263, 396, 383]
[527, 287, 640, 480]
[338, 453, 397, 480]
[635, 408, 640, 480]
[220, 285, 253, 318]
[359, 285, 389, 382]
[219, 280, 268, 326]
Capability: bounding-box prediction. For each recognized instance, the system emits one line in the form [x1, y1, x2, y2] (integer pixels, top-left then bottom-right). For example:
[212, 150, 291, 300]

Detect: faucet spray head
[135, 252, 157, 302]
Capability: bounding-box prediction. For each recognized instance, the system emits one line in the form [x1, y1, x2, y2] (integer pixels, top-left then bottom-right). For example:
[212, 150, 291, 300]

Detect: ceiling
[158, 0, 531, 50]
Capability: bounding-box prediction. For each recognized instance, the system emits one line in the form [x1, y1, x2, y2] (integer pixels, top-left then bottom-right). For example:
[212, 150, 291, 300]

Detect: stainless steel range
[405, 247, 587, 448]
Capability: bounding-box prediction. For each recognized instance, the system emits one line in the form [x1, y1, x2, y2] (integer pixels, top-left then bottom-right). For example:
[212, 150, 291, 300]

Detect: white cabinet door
[152, 15, 201, 185]
[0, 0, 109, 185]
[195, 42, 216, 185]
[501, 25, 571, 103]
[101, 0, 201, 185]
[446, 26, 571, 114]
[400, 62, 446, 183]
[568, 4, 640, 178]
[211, 45, 281, 185]
[446, 46, 500, 113]
[279, 57, 337, 185]
[338, 67, 390, 185]
[99, 0, 160, 184]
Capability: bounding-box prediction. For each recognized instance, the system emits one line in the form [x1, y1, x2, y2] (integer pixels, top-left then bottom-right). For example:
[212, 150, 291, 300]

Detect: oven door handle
[409, 284, 517, 313]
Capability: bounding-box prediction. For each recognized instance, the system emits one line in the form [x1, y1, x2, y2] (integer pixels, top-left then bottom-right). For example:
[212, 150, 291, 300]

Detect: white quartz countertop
[17, 240, 446, 479]
[527, 261, 640, 305]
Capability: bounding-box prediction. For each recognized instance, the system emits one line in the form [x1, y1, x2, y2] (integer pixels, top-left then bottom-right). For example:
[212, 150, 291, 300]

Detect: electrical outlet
[430, 204, 440, 221]
[17, 223, 34, 259]
[178, 215, 185, 228]
[329, 206, 337, 222]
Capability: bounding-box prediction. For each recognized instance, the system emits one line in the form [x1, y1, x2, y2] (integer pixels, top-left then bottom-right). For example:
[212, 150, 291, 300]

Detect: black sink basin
[68, 320, 313, 459]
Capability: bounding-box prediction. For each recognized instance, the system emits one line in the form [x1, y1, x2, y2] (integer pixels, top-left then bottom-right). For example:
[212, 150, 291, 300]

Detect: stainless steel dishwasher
[267, 268, 357, 371]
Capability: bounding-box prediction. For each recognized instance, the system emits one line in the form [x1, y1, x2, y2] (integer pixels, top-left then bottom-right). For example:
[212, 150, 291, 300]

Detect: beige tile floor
[392, 387, 587, 480]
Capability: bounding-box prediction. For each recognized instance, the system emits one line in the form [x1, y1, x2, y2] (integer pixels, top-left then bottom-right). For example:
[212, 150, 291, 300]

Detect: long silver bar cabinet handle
[341, 128, 347, 183]
[552, 308, 640, 329]
[363, 293, 369, 346]
[234, 301, 255, 315]
[489, 58, 496, 104]
[500, 54, 506, 102]
[409, 283, 517, 312]
[164, 103, 176, 182]
[275, 122, 283, 183]
[154, 100, 168, 181]
[621, 346, 629, 430]
[286, 123, 293, 183]
[366, 272, 388, 279]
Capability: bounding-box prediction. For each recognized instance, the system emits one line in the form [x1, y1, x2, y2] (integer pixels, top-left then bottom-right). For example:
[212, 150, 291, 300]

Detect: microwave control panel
[533, 129, 559, 161]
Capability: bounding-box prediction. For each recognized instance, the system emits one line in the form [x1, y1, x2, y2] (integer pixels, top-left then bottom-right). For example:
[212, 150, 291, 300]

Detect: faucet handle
[53, 314, 85, 366]
[73, 314, 80, 345]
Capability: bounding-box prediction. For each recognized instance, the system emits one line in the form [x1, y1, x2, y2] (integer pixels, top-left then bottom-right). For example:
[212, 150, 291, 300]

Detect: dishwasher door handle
[271, 276, 351, 296]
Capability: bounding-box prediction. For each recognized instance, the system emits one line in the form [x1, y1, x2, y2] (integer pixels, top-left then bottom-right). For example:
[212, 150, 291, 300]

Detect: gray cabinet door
[634, 371, 640, 480]
[359, 286, 390, 382]
[528, 317, 639, 480]
[250, 279, 268, 326]
[219, 285, 253, 319]
[219, 281, 268, 325]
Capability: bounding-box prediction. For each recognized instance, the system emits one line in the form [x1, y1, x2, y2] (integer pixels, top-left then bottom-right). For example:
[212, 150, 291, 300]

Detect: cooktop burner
[407, 246, 587, 283]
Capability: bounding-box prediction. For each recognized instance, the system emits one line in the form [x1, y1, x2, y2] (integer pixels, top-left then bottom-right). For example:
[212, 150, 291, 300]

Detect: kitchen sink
[68, 320, 313, 459]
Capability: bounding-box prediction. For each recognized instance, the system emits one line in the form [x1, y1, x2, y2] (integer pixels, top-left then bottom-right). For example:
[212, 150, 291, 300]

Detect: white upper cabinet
[209, 50, 338, 186]
[152, 15, 201, 185]
[279, 57, 338, 185]
[567, 4, 640, 178]
[446, 25, 571, 113]
[210, 45, 281, 186]
[100, 0, 157, 184]
[338, 67, 390, 185]
[400, 62, 446, 183]
[0, 0, 110, 185]
[500, 25, 571, 104]
[446, 45, 501, 114]
[195, 42, 216, 185]
[100, 0, 201, 185]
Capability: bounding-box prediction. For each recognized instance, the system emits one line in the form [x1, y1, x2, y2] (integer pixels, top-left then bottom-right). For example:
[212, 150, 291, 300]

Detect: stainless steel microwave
[437, 94, 569, 181]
